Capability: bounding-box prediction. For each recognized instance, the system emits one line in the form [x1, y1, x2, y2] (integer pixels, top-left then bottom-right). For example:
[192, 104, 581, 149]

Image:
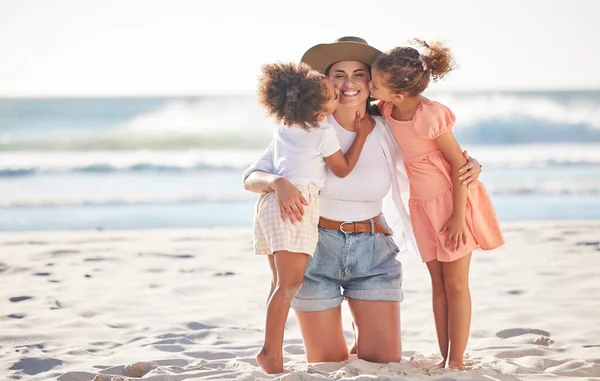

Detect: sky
[1, 0, 599, 97]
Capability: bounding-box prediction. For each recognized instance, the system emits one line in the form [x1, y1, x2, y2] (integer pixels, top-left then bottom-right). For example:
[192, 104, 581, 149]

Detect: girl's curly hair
[373, 39, 456, 96]
[258, 62, 329, 130]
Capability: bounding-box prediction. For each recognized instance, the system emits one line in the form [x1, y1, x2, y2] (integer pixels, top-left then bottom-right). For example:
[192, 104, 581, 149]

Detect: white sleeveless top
[319, 114, 391, 221]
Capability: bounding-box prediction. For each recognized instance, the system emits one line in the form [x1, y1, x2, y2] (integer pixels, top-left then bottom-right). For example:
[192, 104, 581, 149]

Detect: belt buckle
[339, 221, 353, 234]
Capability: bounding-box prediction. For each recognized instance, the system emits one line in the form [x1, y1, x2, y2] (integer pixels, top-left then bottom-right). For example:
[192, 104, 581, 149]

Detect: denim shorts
[291, 217, 403, 312]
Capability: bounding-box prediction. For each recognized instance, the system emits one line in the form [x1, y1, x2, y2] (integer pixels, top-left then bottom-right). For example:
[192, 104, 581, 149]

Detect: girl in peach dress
[369, 40, 504, 370]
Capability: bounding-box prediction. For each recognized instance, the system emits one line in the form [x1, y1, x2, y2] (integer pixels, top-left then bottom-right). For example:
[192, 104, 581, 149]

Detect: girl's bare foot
[448, 360, 465, 370]
[256, 347, 283, 374]
[429, 358, 447, 369]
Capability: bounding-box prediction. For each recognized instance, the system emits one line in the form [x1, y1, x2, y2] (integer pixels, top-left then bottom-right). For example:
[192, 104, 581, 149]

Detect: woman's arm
[242, 143, 308, 224]
[458, 151, 482, 187]
[241, 142, 275, 185]
[244, 172, 309, 224]
[434, 132, 469, 251]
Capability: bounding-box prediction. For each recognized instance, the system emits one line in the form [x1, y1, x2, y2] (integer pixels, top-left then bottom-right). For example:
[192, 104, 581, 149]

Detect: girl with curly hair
[254, 61, 373, 374]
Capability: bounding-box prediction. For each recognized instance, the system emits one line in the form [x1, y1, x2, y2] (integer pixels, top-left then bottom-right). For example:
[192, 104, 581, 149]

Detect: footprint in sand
[576, 241, 600, 246]
[496, 328, 550, 339]
[2, 240, 48, 246]
[9, 357, 62, 375]
[84, 257, 118, 262]
[9, 296, 33, 303]
[139, 252, 195, 259]
[214, 271, 235, 276]
[48, 250, 80, 256]
[187, 322, 215, 330]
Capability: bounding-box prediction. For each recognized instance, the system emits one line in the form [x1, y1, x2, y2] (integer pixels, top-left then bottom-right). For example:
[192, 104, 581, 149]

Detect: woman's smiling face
[327, 60, 371, 108]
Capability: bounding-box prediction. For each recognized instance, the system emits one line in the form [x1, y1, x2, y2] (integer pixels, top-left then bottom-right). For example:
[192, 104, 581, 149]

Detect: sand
[1, 220, 599, 380]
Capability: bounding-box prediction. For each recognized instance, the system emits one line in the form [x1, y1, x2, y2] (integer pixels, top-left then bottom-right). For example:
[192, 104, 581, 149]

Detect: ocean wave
[486, 182, 600, 196]
[1, 145, 600, 176]
[434, 91, 600, 129]
[0, 149, 265, 176]
[1, 181, 598, 208]
[0, 193, 255, 208]
[462, 143, 600, 168]
[0, 132, 272, 151]
[1, 92, 600, 150]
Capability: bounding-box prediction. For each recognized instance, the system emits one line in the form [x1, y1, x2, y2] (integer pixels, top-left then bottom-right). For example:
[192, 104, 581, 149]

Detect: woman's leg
[295, 307, 349, 363]
[347, 299, 401, 363]
[257, 251, 309, 374]
[443, 253, 472, 370]
[426, 259, 449, 368]
[266, 255, 277, 305]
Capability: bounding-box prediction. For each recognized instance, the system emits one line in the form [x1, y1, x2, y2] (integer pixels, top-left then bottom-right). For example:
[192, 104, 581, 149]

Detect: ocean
[1, 91, 599, 231]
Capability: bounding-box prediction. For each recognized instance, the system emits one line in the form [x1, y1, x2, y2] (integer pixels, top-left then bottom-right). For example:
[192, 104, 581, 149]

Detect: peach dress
[381, 100, 504, 262]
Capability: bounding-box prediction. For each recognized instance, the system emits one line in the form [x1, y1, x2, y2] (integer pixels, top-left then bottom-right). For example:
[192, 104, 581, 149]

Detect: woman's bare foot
[448, 360, 465, 370]
[256, 347, 283, 374]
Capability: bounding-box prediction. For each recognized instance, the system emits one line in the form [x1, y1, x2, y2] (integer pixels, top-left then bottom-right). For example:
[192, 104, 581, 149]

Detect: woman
[243, 37, 482, 364]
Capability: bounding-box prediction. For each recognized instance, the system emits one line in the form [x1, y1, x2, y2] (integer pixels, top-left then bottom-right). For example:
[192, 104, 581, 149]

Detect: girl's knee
[276, 281, 304, 301]
[431, 278, 446, 295]
[443, 277, 469, 296]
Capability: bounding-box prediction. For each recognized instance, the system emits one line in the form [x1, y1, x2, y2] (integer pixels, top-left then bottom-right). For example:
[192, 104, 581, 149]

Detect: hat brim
[301, 41, 382, 74]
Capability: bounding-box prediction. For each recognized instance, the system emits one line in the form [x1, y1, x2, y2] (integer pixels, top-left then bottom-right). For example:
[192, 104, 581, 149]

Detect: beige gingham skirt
[253, 184, 320, 256]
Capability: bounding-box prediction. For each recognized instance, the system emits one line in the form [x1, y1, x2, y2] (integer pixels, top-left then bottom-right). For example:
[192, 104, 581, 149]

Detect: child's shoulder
[316, 120, 335, 130]
[413, 99, 456, 139]
[415, 99, 454, 121]
[418, 99, 452, 112]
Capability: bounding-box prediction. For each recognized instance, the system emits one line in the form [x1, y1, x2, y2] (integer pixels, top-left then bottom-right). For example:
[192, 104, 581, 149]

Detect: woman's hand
[271, 177, 309, 224]
[457, 150, 482, 187]
[440, 213, 469, 251]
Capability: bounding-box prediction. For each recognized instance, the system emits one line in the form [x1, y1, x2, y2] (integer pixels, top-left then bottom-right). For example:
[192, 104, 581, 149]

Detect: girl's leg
[266, 255, 277, 305]
[347, 299, 402, 363]
[257, 251, 309, 374]
[295, 307, 349, 363]
[426, 259, 449, 368]
[442, 253, 472, 370]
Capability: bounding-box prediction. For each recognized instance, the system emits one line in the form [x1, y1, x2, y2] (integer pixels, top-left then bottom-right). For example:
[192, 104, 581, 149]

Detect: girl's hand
[440, 214, 469, 251]
[271, 177, 309, 224]
[355, 111, 375, 138]
[457, 150, 482, 187]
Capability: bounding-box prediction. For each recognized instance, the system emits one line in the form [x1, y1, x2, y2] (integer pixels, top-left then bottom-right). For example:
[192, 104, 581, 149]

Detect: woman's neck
[391, 95, 426, 121]
[332, 104, 368, 132]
